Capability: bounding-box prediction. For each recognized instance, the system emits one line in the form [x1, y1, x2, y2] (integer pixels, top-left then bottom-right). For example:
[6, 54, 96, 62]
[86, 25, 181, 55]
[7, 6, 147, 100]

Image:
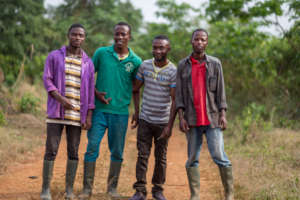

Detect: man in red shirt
[176, 28, 234, 200]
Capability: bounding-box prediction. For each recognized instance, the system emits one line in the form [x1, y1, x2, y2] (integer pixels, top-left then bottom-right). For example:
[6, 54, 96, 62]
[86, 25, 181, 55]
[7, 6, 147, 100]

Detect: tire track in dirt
[0, 126, 223, 200]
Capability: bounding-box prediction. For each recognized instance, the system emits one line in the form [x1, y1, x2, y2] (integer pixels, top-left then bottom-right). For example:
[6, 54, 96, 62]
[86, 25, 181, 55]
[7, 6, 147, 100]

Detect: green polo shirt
[93, 45, 142, 114]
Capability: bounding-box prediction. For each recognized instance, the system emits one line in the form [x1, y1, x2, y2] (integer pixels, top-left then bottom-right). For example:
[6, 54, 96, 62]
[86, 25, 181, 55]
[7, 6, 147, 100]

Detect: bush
[18, 93, 40, 113]
[0, 110, 6, 126]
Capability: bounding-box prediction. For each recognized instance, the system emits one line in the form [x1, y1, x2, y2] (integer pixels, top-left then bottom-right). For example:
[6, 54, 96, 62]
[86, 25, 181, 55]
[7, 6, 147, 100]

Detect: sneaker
[129, 192, 146, 200]
[153, 191, 167, 200]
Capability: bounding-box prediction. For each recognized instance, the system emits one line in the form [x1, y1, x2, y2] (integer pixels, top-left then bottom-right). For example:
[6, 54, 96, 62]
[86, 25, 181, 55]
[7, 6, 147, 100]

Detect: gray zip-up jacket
[175, 54, 227, 128]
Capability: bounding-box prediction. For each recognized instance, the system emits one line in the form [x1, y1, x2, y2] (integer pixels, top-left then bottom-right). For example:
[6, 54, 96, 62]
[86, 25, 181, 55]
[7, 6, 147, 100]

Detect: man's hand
[82, 116, 92, 130]
[179, 118, 190, 133]
[95, 91, 112, 104]
[158, 126, 172, 140]
[219, 115, 227, 130]
[219, 109, 227, 130]
[50, 91, 75, 110]
[61, 96, 75, 110]
[131, 111, 139, 129]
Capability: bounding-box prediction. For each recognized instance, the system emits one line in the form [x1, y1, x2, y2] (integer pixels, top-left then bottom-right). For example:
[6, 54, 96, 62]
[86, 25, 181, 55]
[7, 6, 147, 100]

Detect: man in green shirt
[79, 22, 142, 199]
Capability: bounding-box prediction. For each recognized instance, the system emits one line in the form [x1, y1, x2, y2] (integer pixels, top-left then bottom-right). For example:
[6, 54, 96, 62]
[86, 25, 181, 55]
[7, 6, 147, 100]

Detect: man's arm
[158, 87, 177, 140]
[131, 78, 143, 129]
[216, 60, 228, 130]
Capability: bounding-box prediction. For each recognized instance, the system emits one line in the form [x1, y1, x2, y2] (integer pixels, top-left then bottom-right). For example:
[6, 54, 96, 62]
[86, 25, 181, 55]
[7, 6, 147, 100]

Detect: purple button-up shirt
[43, 46, 95, 124]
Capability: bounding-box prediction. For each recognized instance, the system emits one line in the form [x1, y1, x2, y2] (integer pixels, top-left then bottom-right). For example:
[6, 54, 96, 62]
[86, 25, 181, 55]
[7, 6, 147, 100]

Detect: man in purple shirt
[41, 23, 95, 200]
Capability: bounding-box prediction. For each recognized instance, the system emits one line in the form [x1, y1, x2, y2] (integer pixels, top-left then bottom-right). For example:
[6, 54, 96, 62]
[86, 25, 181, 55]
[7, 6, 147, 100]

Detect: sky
[45, 0, 292, 36]
[45, 0, 204, 22]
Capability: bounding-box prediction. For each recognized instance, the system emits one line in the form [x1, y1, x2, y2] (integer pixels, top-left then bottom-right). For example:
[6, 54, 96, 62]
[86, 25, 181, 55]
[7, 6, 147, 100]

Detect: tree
[49, 0, 143, 56]
[0, 0, 51, 85]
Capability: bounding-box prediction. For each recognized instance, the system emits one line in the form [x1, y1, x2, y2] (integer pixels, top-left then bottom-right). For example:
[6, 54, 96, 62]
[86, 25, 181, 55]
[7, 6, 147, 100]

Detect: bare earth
[0, 126, 224, 200]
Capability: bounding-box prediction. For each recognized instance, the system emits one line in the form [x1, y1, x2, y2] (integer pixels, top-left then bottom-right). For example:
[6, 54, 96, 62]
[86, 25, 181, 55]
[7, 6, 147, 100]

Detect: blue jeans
[84, 110, 129, 162]
[186, 126, 231, 168]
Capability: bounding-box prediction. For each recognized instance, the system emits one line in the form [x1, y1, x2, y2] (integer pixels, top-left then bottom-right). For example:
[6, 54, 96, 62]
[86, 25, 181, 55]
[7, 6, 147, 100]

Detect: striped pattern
[48, 56, 82, 126]
[136, 59, 177, 124]
[64, 56, 81, 125]
[46, 118, 81, 126]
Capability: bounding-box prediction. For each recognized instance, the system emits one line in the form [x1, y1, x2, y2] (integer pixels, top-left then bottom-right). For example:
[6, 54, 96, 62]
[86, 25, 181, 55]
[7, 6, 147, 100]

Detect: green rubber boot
[186, 166, 200, 200]
[219, 166, 234, 200]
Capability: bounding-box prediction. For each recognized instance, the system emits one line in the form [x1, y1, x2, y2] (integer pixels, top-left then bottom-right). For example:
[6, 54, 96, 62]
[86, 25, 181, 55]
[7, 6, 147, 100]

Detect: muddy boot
[78, 162, 96, 200]
[40, 160, 54, 200]
[186, 166, 200, 200]
[107, 161, 122, 198]
[219, 166, 234, 200]
[65, 159, 78, 200]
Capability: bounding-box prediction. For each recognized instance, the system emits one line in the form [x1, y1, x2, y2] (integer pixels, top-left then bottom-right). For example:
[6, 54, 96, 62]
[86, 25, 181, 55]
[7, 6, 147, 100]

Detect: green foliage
[206, 0, 285, 23]
[238, 103, 273, 143]
[0, 110, 6, 126]
[49, 0, 143, 56]
[25, 55, 47, 83]
[0, 0, 53, 86]
[18, 93, 40, 113]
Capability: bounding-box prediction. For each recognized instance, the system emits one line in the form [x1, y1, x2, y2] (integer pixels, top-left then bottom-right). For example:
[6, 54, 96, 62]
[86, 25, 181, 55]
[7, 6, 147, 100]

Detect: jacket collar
[184, 53, 212, 64]
[59, 46, 89, 61]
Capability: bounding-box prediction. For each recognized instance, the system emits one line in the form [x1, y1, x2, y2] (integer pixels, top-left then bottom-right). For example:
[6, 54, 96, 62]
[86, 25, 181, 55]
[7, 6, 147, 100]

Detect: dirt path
[0, 126, 223, 200]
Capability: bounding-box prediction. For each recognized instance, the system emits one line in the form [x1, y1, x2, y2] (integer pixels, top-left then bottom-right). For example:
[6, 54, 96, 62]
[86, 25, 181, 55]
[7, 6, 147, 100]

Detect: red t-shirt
[191, 56, 210, 126]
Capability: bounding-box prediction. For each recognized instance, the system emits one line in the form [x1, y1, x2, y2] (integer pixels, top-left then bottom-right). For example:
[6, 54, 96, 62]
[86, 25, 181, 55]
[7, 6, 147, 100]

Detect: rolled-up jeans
[186, 125, 231, 168]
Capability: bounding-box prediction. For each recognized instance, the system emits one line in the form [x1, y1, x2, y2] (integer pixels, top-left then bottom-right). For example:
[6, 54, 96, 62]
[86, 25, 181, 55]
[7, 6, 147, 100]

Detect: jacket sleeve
[175, 61, 185, 111]
[43, 53, 58, 93]
[88, 60, 95, 110]
[216, 60, 227, 111]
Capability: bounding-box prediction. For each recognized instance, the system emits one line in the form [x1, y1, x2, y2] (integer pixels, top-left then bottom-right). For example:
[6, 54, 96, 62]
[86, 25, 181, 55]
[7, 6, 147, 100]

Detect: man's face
[68, 27, 85, 48]
[191, 31, 208, 54]
[152, 39, 170, 62]
[114, 25, 131, 49]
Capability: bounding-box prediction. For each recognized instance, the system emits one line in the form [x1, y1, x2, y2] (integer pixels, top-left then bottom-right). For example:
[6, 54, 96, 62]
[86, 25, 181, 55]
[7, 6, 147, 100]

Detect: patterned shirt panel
[136, 59, 177, 124]
[46, 56, 82, 126]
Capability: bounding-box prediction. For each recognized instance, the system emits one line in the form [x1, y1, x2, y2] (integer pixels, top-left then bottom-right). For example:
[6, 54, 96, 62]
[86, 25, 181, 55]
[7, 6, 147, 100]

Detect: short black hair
[192, 28, 208, 38]
[68, 23, 85, 35]
[152, 35, 170, 43]
[114, 21, 131, 35]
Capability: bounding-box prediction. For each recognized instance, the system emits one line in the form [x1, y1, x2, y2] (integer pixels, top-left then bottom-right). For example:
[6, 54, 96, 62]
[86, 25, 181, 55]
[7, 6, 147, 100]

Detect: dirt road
[0, 127, 223, 200]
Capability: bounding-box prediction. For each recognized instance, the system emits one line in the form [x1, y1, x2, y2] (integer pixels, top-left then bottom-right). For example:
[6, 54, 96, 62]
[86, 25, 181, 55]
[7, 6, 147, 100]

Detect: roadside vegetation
[0, 0, 299, 199]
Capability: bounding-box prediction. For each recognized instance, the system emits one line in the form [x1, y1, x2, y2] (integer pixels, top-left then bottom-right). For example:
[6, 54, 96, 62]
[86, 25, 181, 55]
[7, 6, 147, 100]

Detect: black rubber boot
[78, 162, 96, 200]
[107, 161, 122, 198]
[65, 159, 78, 199]
[40, 160, 54, 200]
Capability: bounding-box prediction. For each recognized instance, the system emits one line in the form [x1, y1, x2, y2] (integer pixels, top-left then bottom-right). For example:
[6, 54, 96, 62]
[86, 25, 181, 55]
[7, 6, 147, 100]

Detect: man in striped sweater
[129, 35, 177, 200]
[42, 24, 95, 200]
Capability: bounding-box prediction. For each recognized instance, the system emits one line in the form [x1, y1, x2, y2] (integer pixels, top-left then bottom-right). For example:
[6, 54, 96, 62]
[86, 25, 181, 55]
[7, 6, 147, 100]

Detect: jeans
[186, 126, 231, 168]
[84, 110, 129, 162]
[133, 119, 168, 194]
[44, 123, 81, 161]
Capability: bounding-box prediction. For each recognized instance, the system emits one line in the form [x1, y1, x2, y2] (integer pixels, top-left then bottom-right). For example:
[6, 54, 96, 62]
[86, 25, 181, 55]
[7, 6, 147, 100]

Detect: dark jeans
[44, 123, 81, 161]
[133, 119, 168, 195]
